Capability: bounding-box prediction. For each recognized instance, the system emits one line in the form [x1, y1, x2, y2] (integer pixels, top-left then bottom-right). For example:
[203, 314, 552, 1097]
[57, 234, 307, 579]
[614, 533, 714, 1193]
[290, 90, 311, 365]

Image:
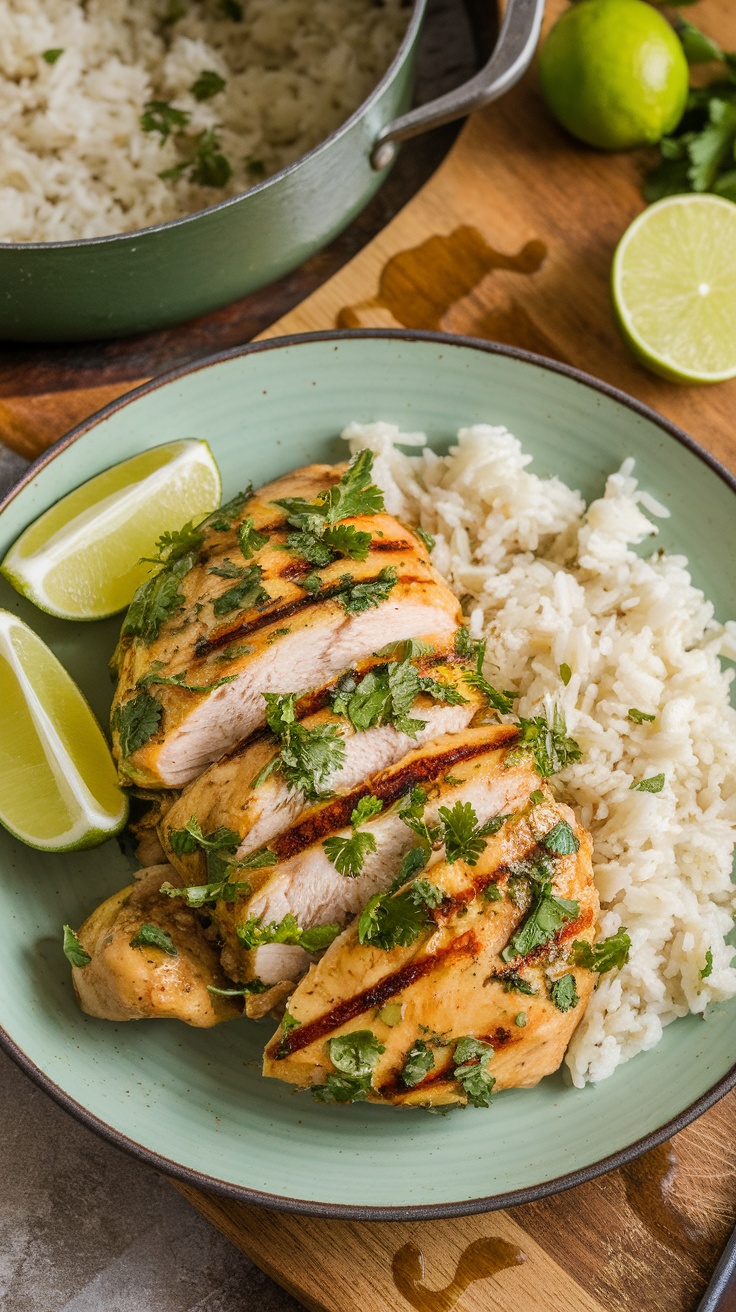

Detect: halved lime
[0, 611, 127, 850]
[612, 195, 736, 384]
[1, 440, 221, 620]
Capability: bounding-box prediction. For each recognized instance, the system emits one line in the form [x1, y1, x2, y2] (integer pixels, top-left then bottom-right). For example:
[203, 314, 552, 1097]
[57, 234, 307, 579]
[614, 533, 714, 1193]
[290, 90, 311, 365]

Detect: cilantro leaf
[548, 973, 579, 1012]
[209, 559, 244, 578]
[114, 690, 162, 757]
[140, 99, 190, 142]
[160, 875, 251, 907]
[630, 773, 665, 793]
[358, 878, 442, 951]
[42, 48, 64, 64]
[400, 1039, 435, 1088]
[338, 567, 398, 615]
[542, 820, 580, 856]
[454, 626, 486, 672]
[130, 923, 178, 955]
[63, 925, 90, 968]
[498, 969, 536, 996]
[190, 69, 226, 100]
[437, 801, 508, 866]
[350, 795, 383, 827]
[122, 552, 195, 642]
[322, 831, 377, 879]
[253, 692, 346, 799]
[414, 526, 435, 553]
[463, 671, 516, 714]
[273, 450, 384, 534]
[168, 816, 240, 855]
[237, 913, 340, 953]
[482, 882, 503, 902]
[207, 978, 270, 997]
[321, 523, 372, 561]
[512, 707, 582, 777]
[571, 928, 631, 973]
[311, 1074, 370, 1103]
[137, 669, 236, 694]
[212, 563, 269, 617]
[700, 948, 713, 979]
[297, 572, 323, 594]
[628, 708, 656, 724]
[237, 517, 270, 558]
[311, 1030, 385, 1103]
[142, 522, 206, 567]
[529, 790, 545, 805]
[207, 487, 252, 532]
[285, 532, 334, 567]
[559, 663, 572, 686]
[500, 886, 579, 963]
[189, 127, 232, 187]
[390, 846, 430, 891]
[452, 1037, 495, 1107]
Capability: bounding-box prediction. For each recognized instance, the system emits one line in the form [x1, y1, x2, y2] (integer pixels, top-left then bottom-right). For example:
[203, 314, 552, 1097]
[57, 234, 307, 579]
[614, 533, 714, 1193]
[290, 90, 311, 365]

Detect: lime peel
[612, 194, 736, 384]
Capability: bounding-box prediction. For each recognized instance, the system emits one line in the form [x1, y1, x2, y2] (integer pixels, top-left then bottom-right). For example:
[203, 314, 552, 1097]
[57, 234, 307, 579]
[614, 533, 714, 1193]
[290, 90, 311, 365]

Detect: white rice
[0, 0, 409, 242]
[344, 420, 736, 1086]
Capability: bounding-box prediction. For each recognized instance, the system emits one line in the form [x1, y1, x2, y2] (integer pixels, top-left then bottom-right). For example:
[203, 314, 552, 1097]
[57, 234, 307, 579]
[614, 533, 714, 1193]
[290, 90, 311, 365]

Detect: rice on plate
[0, 0, 409, 243]
[344, 420, 736, 1086]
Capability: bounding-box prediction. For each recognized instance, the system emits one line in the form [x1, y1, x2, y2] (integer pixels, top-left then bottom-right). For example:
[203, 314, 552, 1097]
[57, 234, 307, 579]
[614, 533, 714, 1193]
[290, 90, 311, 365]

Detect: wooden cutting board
[6, 1, 736, 1307]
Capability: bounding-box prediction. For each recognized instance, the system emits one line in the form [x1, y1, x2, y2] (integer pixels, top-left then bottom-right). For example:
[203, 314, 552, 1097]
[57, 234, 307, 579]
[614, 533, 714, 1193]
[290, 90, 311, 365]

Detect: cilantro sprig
[511, 707, 582, 777]
[113, 689, 162, 757]
[212, 562, 270, 617]
[571, 928, 631, 974]
[438, 801, 510, 866]
[251, 692, 346, 799]
[332, 653, 466, 740]
[358, 876, 444, 951]
[322, 796, 383, 879]
[167, 814, 277, 882]
[272, 450, 383, 566]
[501, 884, 579, 964]
[452, 1036, 495, 1107]
[400, 1039, 435, 1088]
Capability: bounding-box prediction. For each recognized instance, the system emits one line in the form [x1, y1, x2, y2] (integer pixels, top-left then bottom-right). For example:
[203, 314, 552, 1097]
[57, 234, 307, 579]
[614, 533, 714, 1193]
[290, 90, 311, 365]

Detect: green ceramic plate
[1, 331, 734, 1218]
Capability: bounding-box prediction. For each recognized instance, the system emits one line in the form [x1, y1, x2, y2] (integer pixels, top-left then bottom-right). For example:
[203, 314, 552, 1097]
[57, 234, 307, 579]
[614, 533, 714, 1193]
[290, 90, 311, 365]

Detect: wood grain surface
[7, 0, 736, 1307]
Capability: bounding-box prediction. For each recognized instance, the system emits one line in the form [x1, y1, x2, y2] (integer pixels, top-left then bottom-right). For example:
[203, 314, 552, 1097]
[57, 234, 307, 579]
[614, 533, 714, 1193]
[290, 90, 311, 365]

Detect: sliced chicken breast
[159, 648, 481, 885]
[263, 797, 599, 1103]
[209, 723, 540, 985]
[112, 461, 461, 789]
[71, 866, 241, 1027]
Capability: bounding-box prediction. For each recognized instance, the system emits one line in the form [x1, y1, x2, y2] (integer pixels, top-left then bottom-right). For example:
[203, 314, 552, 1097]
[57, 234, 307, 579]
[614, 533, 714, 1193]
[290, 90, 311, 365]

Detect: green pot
[0, 0, 543, 343]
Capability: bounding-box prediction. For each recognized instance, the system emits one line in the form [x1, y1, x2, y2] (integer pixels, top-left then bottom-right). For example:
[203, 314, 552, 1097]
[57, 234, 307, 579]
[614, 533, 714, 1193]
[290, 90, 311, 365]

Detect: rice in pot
[0, 0, 409, 242]
[344, 420, 736, 1086]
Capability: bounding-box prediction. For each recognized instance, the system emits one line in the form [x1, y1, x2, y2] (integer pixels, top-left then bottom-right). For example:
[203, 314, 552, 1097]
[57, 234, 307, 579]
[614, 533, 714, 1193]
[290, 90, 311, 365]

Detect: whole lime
[539, 0, 689, 151]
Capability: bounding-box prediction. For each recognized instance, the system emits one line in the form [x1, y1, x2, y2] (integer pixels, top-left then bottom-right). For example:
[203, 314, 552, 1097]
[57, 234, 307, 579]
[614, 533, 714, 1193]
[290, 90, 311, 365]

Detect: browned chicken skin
[263, 795, 598, 1104]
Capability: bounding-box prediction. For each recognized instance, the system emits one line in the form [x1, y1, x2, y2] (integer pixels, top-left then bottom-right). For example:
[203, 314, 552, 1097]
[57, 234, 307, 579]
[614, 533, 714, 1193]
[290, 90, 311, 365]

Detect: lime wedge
[1, 440, 221, 620]
[612, 195, 736, 384]
[0, 611, 127, 850]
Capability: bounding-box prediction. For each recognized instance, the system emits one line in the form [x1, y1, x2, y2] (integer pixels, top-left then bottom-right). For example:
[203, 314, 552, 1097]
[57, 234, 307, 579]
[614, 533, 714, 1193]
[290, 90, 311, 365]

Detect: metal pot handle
[371, 0, 546, 169]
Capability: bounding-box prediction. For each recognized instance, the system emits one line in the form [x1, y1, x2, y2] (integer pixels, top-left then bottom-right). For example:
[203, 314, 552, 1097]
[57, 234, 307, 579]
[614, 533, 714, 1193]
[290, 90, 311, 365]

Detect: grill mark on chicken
[272, 932, 480, 1059]
[270, 727, 519, 861]
[194, 571, 428, 658]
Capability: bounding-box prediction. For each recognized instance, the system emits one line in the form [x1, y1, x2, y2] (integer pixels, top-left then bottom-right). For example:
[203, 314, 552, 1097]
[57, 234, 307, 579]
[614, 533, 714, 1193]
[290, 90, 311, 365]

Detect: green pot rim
[2, 328, 735, 1220]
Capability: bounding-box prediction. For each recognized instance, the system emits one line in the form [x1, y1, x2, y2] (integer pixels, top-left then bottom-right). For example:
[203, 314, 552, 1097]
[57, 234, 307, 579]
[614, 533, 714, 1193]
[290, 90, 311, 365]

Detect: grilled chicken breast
[159, 647, 481, 885]
[203, 723, 540, 987]
[112, 462, 461, 789]
[71, 866, 241, 1027]
[263, 796, 598, 1103]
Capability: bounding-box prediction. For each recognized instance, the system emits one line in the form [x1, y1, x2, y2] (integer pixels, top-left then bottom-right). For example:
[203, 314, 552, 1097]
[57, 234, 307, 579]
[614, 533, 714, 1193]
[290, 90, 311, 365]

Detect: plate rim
[2, 327, 735, 1220]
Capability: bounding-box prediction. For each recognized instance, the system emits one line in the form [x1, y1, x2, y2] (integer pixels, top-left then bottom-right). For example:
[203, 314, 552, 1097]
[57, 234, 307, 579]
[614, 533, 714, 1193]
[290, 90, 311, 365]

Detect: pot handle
[371, 0, 545, 169]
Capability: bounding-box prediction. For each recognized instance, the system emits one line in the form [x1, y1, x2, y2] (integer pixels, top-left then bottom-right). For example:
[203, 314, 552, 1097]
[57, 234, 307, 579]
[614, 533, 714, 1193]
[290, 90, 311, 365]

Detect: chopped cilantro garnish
[189, 127, 232, 187]
[358, 877, 443, 951]
[559, 663, 572, 686]
[122, 552, 195, 642]
[114, 690, 162, 757]
[273, 449, 384, 533]
[216, 643, 254, 661]
[129, 923, 177, 955]
[209, 559, 244, 579]
[628, 708, 656, 724]
[63, 925, 90, 968]
[498, 969, 537, 996]
[400, 1039, 435, 1088]
[167, 814, 276, 881]
[190, 69, 226, 101]
[140, 99, 190, 142]
[549, 973, 579, 1012]
[338, 567, 398, 615]
[571, 928, 631, 973]
[207, 487, 252, 532]
[377, 1002, 402, 1027]
[463, 670, 516, 715]
[297, 572, 323, 593]
[160, 874, 251, 908]
[284, 531, 334, 566]
[438, 801, 511, 866]
[482, 881, 503, 902]
[542, 820, 580, 856]
[322, 795, 382, 878]
[312, 1029, 385, 1102]
[331, 653, 464, 740]
[512, 707, 582, 777]
[42, 48, 64, 64]
[207, 978, 270, 997]
[700, 948, 714, 980]
[529, 790, 545, 805]
[515, 1012, 527, 1027]
[453, 1037, 495, 1107]
[500, 885, 579, 963]
[237, 517, 269, 558]
[212, 563, 269, 617]
[414, 526, 435, 553]
[444, 775, 464, 787]
[251, 691, 346, 799]
[137, 668, 236, 694]
[237, 913, 340, 954]
[454, 627, 486, 670]
[630, 773, 665, 793]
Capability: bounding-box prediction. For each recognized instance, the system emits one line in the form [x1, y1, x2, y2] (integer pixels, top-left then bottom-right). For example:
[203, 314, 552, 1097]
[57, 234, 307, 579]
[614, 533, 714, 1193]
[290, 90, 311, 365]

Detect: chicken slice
[207, 723, 540, 986]
[263, 796, 599, 1103]
[112, 460, 461, 789]
[71, 866, 241, 1027]
[159, 646, 481, 886]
